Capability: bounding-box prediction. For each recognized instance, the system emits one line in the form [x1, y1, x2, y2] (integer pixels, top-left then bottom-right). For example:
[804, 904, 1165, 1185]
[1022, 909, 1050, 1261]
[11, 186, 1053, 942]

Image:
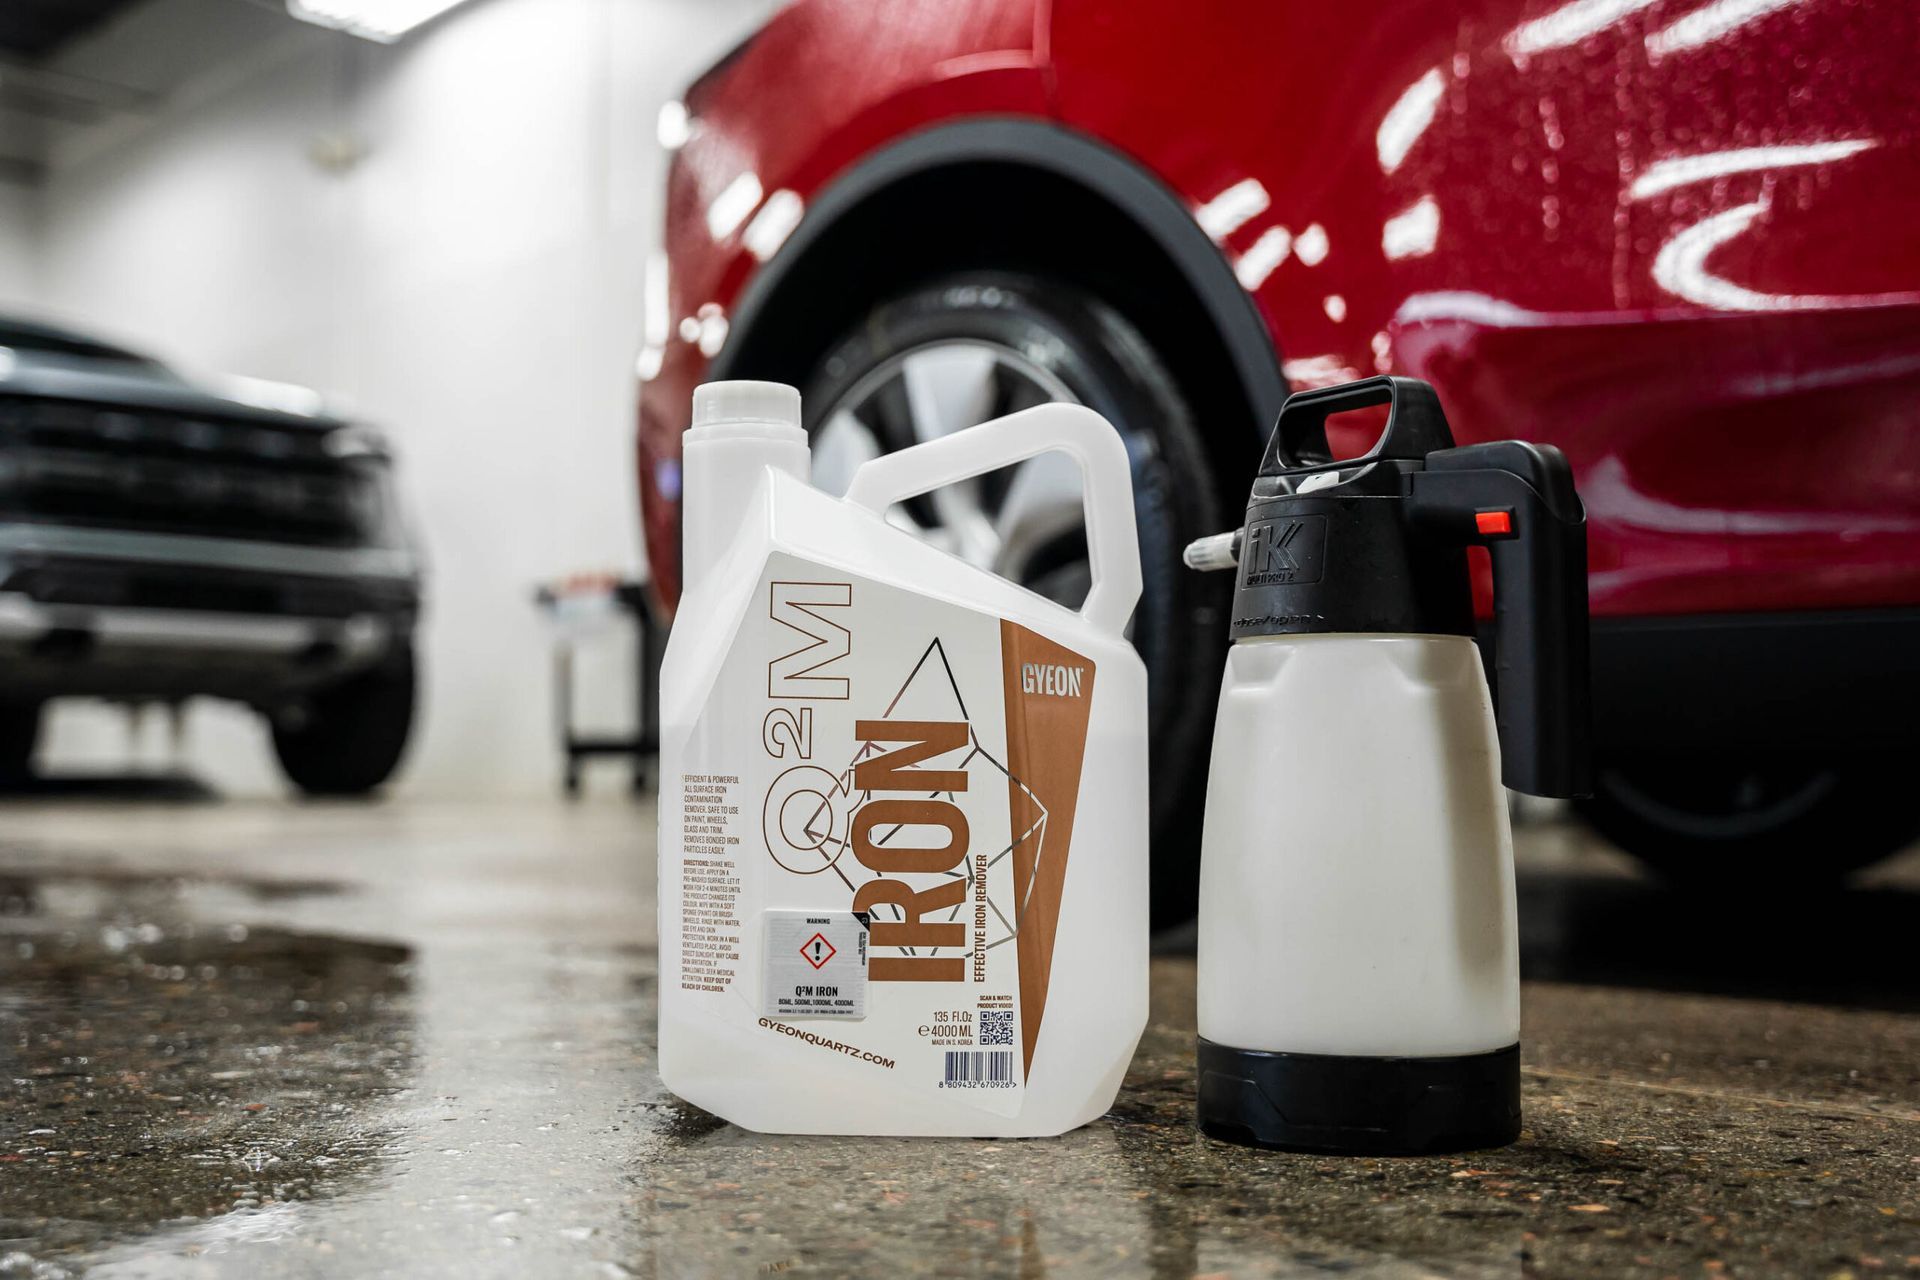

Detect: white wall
[28, 0, 771, 796]
[0, 183, 41, 304]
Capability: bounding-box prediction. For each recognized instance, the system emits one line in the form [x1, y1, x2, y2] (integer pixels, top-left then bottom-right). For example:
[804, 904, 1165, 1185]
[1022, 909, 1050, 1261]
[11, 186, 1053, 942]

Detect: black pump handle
[1262, 375, 1457, 474]
[1409, 442, 1593, 799]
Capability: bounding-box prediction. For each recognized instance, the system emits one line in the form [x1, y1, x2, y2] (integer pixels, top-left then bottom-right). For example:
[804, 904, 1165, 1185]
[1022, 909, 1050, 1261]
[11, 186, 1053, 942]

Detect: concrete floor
[0, 794, 1916, 1278]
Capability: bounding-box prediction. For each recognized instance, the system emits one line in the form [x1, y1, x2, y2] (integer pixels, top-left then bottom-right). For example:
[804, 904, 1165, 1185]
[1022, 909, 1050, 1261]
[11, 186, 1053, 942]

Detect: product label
[668, 553, 1096, 1116]
[677, 773, 742, 992]
[761, 911, 867, 1019]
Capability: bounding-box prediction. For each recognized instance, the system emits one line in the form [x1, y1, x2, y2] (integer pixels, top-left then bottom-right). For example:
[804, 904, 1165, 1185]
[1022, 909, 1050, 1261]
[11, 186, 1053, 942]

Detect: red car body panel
[639, 0, 1046, 602]
[639, 0, 1920, 619]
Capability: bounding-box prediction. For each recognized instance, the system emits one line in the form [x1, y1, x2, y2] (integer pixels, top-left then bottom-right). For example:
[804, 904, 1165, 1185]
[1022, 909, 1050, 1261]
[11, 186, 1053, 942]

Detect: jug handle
[843, 403, 1143, 636]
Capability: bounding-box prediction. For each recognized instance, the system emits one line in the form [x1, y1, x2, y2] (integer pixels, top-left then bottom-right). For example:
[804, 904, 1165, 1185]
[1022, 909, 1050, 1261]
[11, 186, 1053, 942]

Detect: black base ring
[1197, 1038, 1521, 1156]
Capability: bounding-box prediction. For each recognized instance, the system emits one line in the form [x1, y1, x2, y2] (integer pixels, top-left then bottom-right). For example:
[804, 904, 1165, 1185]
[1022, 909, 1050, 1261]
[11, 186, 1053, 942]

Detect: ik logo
[1243, 515, 1326, 586]
[1251, 522, 1302, 573]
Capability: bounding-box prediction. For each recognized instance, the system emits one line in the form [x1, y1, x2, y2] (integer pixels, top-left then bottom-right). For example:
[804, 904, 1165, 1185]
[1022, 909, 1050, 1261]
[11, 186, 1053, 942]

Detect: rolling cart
[533, 573, 661, 796]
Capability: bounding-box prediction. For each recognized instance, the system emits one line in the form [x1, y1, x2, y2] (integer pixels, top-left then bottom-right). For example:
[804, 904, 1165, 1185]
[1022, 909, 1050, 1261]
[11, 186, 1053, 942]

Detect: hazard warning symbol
[800, 932, 836, 969]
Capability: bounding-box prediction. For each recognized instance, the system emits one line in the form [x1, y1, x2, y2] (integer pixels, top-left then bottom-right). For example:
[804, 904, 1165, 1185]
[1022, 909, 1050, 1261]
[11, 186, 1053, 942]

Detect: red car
[638, 0, 1920, 917]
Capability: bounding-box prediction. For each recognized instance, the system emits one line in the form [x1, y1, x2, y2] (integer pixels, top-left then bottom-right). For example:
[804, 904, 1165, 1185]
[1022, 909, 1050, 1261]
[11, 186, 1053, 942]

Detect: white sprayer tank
[657, 381, 1149, 1137]
[1188, 375, 1589, 1156]
[1196, 632, 1518, 1059]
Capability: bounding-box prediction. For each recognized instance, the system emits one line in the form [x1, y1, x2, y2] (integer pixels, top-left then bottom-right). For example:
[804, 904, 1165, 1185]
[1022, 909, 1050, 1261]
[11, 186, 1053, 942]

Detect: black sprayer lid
[1232, 377, 1471, 639]
[1198, 375, 1592, 800]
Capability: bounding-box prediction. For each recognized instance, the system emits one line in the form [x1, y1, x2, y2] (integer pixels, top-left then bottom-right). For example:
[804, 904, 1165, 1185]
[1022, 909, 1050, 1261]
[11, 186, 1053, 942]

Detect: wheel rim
[1601, 765, 1839, 842]
[809, 339, 1096, 608]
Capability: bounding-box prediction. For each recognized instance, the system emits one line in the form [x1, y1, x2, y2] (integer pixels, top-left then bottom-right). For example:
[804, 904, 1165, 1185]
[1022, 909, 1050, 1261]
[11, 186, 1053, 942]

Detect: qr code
[979, 1010, 1015, 1047]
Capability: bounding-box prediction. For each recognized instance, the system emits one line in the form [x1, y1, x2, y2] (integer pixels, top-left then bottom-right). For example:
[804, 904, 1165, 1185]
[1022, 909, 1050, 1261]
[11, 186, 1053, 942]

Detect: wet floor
[0, 797, 1915, 1278]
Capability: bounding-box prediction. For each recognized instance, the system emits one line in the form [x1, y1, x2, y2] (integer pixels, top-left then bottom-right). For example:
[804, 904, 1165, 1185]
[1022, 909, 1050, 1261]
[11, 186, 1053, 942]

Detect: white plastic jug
[657, 381, 1149, 1137]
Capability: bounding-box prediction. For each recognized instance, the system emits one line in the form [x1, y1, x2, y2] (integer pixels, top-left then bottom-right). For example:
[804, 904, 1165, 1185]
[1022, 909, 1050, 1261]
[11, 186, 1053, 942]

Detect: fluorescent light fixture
[743, 189, 804, 262]
[1233, 226, 1292, 291]
[1504, 0, 1660, 56]
[1629, 139, 1876, 200]
[657, 101, 693, 151]
[1376, 67, 1443, 174]
[705, 171, 764, 242]
[1294, 223, 1330, 267]
[1647, 199, 1853, 312]
[1194, 178, 1270, 243]
[1382, 195, 1440, 261]
[1653, 201, 1785, 310]
[287, 0, 475, 42]
[1394, 291, 1547, 330]
[1646, 0, 1802, 57]
[1280, 355, 1362, 388]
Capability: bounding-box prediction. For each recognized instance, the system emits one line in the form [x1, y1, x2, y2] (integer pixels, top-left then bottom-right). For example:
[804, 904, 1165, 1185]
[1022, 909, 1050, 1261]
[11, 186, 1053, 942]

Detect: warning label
[761, 911, 868, 1019]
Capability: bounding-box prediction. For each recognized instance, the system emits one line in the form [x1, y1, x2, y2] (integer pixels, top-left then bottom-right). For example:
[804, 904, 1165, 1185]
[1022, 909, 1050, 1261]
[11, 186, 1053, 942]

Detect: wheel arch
[708, 119, 1288, 511]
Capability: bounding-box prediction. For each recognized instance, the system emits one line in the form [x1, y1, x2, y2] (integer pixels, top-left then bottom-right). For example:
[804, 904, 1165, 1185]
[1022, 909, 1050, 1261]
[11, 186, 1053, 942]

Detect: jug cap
[691, 380, 804, 437]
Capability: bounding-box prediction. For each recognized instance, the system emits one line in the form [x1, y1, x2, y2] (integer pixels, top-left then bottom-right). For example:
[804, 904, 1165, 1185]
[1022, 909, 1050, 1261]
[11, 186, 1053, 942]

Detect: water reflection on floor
[0, 798, 1913, 1278]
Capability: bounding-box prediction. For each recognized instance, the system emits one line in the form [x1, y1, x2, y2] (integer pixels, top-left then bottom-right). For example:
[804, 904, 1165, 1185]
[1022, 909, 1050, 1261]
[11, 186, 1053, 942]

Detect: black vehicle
[0, 316, 420, 794]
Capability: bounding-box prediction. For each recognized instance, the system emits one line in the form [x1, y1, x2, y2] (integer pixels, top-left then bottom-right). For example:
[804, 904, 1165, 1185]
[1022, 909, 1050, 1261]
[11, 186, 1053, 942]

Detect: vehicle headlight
[323, 423, 393, 462]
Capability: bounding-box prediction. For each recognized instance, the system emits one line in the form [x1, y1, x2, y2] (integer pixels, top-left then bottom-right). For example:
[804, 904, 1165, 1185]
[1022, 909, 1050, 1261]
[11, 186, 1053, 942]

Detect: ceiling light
[287, 0, 476, 42]
[657, 101, 692, 151]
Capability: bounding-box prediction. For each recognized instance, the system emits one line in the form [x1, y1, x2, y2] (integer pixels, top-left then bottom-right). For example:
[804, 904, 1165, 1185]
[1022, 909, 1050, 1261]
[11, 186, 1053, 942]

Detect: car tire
[1576, 755, 1920, 884]
[0, 700, 42, 784]
[272, 645, 416, 797]
[802, 272, 1227, 929]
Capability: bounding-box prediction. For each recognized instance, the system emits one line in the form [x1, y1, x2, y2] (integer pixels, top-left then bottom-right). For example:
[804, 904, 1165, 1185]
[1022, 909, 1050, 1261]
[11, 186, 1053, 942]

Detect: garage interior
[0, 1, 1916, 1277]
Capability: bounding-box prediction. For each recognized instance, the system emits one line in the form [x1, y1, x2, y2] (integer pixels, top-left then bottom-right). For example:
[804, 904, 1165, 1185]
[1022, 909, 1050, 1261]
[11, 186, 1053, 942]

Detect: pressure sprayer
[1184, 375, 1591, 1155]
[658, 381, 1149, 1137]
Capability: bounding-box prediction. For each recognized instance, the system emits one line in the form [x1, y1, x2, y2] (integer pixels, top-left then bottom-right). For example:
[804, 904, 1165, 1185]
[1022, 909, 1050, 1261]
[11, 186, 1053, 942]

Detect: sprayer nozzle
[1183, 530, 1241, 572]
[692, 380, 803, 433]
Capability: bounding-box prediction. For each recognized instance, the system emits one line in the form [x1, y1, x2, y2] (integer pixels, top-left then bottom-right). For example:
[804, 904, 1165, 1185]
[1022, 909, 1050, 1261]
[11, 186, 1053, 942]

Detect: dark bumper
[0, 525, 419, 703]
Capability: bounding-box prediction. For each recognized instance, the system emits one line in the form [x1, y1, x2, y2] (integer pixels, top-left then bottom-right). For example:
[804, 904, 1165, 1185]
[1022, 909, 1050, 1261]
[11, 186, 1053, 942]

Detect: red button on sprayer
[1475, 510, 1513, 537]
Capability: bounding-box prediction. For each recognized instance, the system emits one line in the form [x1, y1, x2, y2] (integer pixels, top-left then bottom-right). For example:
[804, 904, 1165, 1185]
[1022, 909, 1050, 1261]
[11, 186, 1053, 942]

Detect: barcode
[943, 1050, 1013, 1085]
